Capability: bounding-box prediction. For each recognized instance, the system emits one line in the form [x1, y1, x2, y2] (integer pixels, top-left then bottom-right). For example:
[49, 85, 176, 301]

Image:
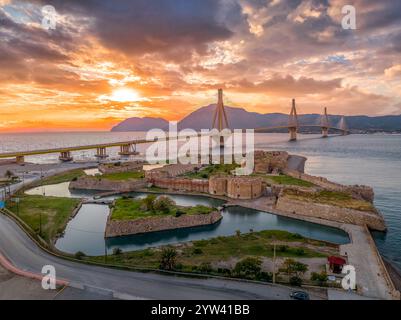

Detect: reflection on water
[25, 182, 100, 199]
[55, 194, 349, 256]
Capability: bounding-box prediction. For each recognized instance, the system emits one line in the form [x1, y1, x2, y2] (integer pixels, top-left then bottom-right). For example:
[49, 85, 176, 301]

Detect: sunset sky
[1, 0, 401, 132]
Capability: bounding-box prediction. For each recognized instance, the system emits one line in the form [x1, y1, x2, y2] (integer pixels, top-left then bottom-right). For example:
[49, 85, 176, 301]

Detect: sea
[0, 131, 400, 269]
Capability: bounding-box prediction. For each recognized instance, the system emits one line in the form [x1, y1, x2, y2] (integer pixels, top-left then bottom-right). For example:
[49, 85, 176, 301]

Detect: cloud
[384, 65, 401, 79]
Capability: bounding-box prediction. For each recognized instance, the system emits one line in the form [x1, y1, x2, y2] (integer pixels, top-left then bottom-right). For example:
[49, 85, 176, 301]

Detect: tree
[4, 170, 14, 179]
[283, 258, 308, 285]
[142, 194, 157, 211]
[234, 257, 262, 279]
[154, 196, 175, 214]
[113, 247, 122, 255]
[159, 247, 177, 270]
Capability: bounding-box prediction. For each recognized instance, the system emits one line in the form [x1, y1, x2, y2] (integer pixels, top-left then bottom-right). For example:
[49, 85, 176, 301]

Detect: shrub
[153, 196, 175, 214]
[142, 194, 157, 211]
[192, 248, 203, 255]
[289, 276, 303, 286]
[71, 177, 78, 182]
[294, 248, 305, 256]
[311, 271, 328, 285]
[175, 210, 186, 217]
[278, 245, 289, 252]
[198, 262, 213, 273]
[283, 259, 308, 279]
[113, 247, 122, 255]
[256, 271, 272, 282]
[234, 257, 262, 280]
[159, 247, 177, 270]
[75, 251, 85, 260]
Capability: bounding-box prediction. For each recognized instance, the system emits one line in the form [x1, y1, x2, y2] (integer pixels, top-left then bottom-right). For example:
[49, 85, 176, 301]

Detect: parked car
[290, 291, 310, 300]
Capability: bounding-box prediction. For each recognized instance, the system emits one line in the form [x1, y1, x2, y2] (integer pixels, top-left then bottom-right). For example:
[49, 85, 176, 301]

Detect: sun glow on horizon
[98, 88, 146, 103]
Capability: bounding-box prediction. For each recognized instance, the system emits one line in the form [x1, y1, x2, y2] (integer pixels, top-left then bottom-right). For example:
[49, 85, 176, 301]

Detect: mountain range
[111, 104, 401, 133]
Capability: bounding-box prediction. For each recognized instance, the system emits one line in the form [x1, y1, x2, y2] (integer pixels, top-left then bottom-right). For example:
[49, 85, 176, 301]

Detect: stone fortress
[69, 150, 386, 232]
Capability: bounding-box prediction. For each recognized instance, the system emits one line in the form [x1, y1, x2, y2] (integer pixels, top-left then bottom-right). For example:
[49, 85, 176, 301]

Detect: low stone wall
[105, 211, 222, 238]
[69, 176, 147, 192]
[275, 196, 386, 231]
[99, 161, 145, 174]
[285, 170, 374, 202]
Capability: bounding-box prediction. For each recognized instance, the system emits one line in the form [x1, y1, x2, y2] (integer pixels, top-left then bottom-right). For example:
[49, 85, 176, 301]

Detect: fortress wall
[152, 177, 209, 193]
[69, 176, 147, 192]
[275, 196, 386, 231]
[105, 211, 222, 237]
[285, 170, 374, 202]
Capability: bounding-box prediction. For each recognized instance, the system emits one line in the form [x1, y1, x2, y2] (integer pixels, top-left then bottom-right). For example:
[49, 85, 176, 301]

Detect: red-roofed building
[328, 256, 346, 274]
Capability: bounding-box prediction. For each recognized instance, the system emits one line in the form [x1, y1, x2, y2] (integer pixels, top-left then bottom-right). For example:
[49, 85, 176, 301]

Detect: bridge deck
[0, 126, 347, 159]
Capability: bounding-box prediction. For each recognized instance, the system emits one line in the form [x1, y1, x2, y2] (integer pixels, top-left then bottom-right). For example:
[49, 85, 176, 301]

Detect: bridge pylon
[288, 98, 298, 141]
[212, 88, 230, 146]
[339, 116, 349, 135]
[320, 107, 330, 138]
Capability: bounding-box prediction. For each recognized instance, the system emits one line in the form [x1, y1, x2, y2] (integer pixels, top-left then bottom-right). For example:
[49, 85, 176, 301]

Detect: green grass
[111, 197, 215, 221]
[6, 195, 80, 243]
[184, 164, 240, 179]
[101, 171, 145, 181]
[32, 169, 85, 187]
[88, 230, 335, 270]
[263, 174, 314, 187]
[284, 189, 375, 212]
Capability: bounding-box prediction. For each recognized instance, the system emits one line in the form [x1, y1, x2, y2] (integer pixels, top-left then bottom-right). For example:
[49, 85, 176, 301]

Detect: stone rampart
[275, 196, 386, 231]
[285, 170, 374, 202]
[152, 177, 209, 193]
[69, 176, 147, 192]
[105, 211, 222, 237]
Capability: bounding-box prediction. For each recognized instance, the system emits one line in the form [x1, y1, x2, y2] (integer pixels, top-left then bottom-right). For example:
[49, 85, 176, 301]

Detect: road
[0, 213, 324, 300]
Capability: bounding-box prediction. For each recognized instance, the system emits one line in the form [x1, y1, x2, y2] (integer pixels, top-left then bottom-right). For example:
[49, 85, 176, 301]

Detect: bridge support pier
[59, 151, 73, 162]
[321, 127, 329, 138]
[118, 144, 138, 156]
[95, 147, 108, 159]
[15, 155, 24, 164]
[289, 127, 297, 141]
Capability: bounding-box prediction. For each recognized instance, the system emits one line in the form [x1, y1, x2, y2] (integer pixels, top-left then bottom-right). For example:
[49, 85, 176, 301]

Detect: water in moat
[52, 192, 349, 256]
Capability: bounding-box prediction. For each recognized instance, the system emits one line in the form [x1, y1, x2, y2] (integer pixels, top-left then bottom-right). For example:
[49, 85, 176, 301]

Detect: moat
[51, 190, 349, 256]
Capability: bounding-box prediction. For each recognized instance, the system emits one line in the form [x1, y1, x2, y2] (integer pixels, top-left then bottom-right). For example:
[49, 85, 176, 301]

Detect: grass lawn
[256, 174, 314, 187]
[6, 195, 80, 243]
[88, 230, 334, 270]
[111, 197, 215, 221]
[32, 169, 85, 187]
[284, 189, 375, 212]
[184, 164, 240, 179]
[101, 171, 145, 181]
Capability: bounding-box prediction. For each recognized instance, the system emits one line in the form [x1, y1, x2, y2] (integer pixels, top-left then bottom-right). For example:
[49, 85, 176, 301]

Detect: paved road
[0, 213, 323, 300]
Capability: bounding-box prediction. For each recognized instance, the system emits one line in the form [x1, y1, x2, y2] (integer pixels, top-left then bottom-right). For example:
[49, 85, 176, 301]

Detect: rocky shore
[105, 211, 222, 238]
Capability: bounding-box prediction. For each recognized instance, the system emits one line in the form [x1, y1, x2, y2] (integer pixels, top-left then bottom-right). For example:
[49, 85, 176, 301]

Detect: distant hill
[111, 117, 168, 132]
[111, 105, 401, 133]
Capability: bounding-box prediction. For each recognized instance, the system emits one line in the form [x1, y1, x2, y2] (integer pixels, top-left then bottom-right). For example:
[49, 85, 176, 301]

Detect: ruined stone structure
[145, 164, 202, 180]
[285, 170, 375, 202]
[99, 161, 145, 174]
[253, 150, 289, 174]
